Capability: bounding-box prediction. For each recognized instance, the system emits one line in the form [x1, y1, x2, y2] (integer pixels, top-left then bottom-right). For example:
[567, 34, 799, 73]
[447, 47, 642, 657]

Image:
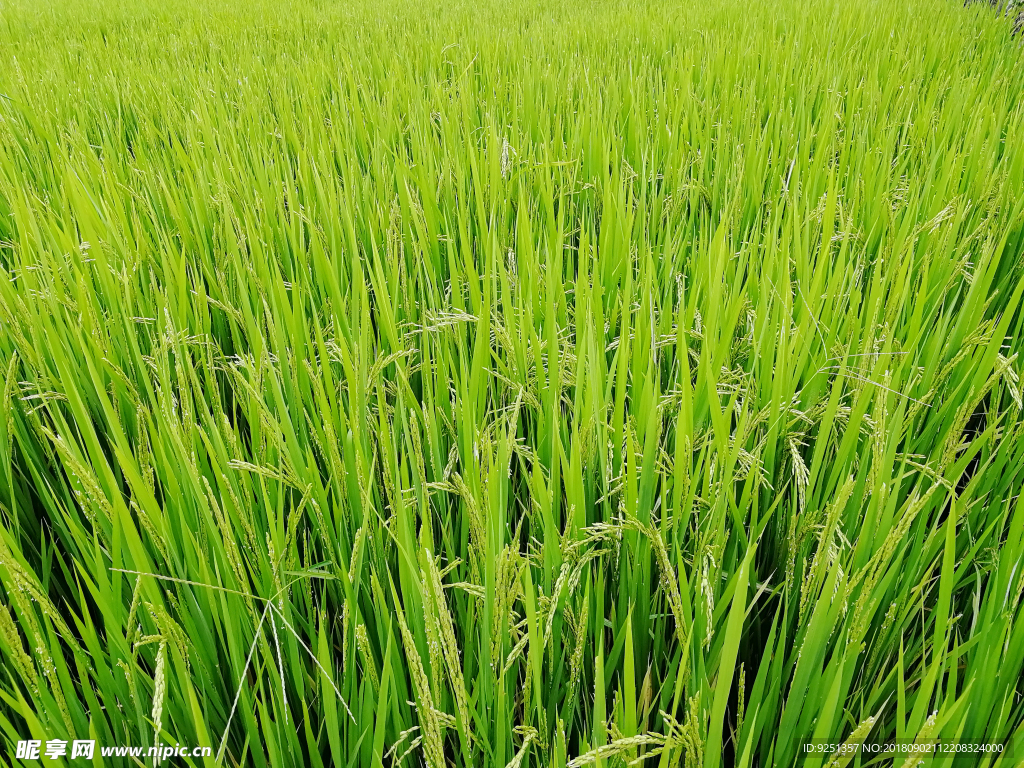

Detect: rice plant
[1, 0, 1023, 765]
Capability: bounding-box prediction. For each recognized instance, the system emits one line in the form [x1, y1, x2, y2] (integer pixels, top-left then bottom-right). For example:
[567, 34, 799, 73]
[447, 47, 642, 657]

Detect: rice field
[1, 0, 1024, 765]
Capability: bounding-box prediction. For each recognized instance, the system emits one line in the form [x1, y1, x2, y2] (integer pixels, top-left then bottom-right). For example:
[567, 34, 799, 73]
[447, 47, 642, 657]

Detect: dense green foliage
[1, 0, 1024, 765]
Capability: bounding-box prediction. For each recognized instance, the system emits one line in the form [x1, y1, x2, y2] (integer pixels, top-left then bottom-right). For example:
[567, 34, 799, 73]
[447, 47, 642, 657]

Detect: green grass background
[1, 0, 1024, 765]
